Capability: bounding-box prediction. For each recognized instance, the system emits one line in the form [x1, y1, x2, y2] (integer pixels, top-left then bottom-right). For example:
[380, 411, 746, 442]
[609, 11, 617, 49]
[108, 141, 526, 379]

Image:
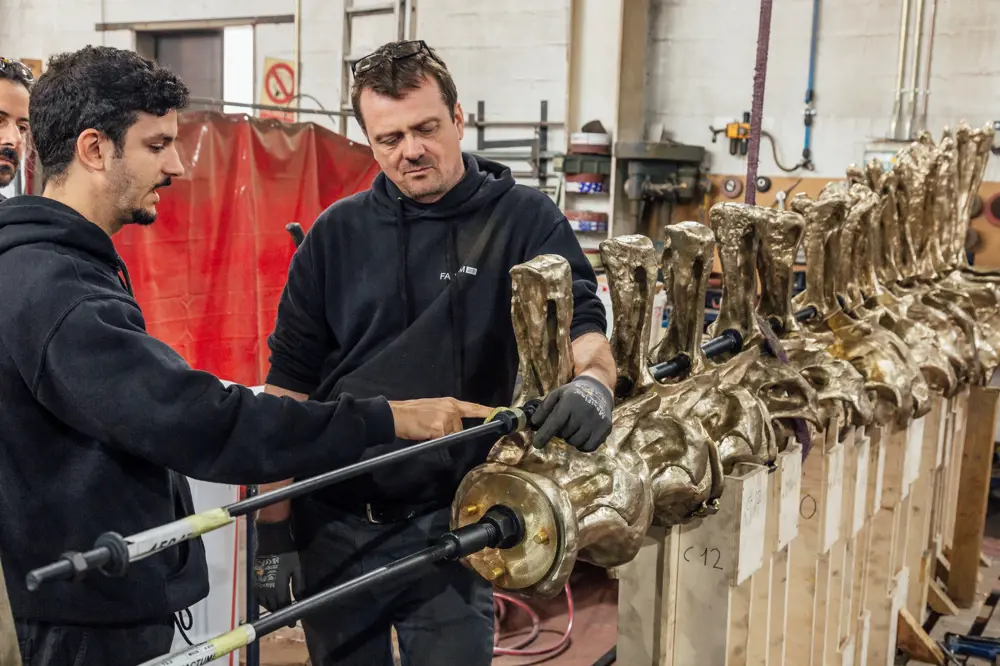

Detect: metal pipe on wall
[294, 0, 302, 106]
[917, 0, 938, 133]
[904, 0, 926, 139]
[889, 0, 912, 140]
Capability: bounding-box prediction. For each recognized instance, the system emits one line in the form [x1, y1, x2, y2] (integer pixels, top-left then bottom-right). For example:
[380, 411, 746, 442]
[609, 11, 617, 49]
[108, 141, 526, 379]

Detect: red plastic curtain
[114, 111, 381, 386]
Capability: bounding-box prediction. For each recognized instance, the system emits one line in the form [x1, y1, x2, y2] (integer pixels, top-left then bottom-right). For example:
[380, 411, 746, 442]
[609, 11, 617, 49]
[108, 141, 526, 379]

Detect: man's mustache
[0, 147, 19, 170]
[402, 159, 433, 173]
[153, 177, 171, 190]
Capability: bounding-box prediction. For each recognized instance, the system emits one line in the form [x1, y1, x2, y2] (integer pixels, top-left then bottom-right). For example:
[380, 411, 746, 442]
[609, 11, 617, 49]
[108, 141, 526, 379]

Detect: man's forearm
[571, 331, 617, 392]
[255, 383, 309, 523]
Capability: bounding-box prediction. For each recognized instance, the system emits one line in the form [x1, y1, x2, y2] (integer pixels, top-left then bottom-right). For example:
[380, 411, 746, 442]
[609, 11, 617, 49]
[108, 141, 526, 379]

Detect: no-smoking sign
[259, 57, 297, 122]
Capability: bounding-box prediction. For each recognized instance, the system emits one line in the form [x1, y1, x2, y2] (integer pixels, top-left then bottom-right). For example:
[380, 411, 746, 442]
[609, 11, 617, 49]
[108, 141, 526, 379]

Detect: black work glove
[531, 375, 614, 452]
[253, 520, 304, 615]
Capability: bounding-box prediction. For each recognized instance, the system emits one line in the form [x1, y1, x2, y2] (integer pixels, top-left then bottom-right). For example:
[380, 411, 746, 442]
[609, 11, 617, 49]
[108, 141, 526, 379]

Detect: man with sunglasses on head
[0, 58, 32, 200]
[253, 40, 617, 666]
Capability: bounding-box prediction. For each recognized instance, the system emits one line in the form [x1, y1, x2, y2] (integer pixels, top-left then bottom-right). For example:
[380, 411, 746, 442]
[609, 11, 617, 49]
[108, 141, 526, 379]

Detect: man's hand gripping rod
[25, 401, 540, 591]
[137, 504, 527, 666]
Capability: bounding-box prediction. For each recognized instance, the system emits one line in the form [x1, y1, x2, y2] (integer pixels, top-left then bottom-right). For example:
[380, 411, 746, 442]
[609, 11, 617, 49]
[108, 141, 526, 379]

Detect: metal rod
[795, 305, 818, 322]
[294, 0, 302, 114]
[889, 0, 912, 139]
[917, 0, 938, 133]
[651, 307, 817, 381]
[244, 485, 260, 666]
[743, 0, 774, 206]
[403, 0, 413, 39]
[231, 418, 515, 515]
[137, 509, 523, 666]
[189, 97, 353, 118]
[25, 406, 535, 591]
[904, 0, 926, 139]
[190, 98, 567, 130]
[466, 119, 565, 129]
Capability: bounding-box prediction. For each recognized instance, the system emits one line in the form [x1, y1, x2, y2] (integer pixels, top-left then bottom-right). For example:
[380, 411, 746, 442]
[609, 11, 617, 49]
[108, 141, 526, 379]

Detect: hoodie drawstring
[445, 223, 464, 398]
[116, 257, 135, 297]
[395, 198, 410, 330]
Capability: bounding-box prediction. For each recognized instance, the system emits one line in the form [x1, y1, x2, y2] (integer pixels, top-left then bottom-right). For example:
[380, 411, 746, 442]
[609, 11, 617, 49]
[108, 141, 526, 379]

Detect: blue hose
[803, 0, 820, 165]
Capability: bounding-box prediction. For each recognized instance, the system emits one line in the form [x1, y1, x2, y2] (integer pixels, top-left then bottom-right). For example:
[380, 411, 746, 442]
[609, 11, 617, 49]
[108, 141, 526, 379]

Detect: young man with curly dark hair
[0, 45, 491, 665]
[0, 58, 31, 198]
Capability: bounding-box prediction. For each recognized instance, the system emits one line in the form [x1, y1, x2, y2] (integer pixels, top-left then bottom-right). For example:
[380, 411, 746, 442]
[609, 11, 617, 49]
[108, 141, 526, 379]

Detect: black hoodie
[0, 196, 397, 625]
[267, 154, 607, 518]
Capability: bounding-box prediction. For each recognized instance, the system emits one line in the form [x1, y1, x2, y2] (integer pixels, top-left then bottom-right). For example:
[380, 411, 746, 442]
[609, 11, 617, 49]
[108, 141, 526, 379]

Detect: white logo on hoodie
[440, 266, 478, 280]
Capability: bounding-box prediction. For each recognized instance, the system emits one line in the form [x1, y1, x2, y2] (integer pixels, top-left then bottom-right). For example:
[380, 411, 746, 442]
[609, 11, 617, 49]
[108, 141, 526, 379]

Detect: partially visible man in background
[0, 58, 32, 200]
[0, 55, 32, 666]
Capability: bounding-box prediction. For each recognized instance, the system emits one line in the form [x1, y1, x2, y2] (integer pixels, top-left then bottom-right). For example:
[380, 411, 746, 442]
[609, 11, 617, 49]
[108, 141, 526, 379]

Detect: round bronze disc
[453, 470, 561, 590]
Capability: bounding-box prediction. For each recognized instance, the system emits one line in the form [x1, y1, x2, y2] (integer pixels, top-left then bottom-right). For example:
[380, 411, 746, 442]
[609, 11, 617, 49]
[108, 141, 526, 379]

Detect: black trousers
[14, 617, 175, 666]
[293, 502, 495, 666]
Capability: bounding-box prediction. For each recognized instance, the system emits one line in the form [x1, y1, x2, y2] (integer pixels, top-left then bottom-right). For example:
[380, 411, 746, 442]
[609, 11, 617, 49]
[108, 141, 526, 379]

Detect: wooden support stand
[947, 385, 1000, 608]
[617, 459, 776, 665]
[616, 385, 993, 666]
[785, 418, 851, 666]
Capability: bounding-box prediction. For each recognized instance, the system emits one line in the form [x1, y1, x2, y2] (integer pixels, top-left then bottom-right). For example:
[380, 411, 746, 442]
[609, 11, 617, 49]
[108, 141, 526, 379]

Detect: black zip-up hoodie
[0, 196, 396, 625]
[266, 154, 607, 520]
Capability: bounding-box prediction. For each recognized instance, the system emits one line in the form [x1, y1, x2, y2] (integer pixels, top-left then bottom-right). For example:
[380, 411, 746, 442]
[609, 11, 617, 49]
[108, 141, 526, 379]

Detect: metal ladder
[339, 0, 416, 135]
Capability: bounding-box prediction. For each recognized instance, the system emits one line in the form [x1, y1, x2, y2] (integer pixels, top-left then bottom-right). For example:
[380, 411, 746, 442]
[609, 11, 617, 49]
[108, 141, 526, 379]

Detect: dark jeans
[14, 618, 175, 666]
[293, 503, 494, 666]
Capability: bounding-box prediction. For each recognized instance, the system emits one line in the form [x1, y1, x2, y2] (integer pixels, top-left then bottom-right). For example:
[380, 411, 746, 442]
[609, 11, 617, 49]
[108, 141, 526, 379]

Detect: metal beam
[188, 97, 352, 118]
[95, 15, 294, 32]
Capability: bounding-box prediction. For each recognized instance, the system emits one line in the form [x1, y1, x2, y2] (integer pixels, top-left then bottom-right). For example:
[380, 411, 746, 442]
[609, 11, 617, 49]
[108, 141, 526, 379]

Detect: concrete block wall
[2, 0, 998, 182]
[647, 0, 1000, 180]
[0, 0, 569, 181]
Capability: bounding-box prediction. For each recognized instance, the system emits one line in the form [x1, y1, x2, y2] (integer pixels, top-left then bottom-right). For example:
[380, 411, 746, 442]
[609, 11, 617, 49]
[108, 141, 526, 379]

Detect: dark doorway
[137, 30, 224, 111]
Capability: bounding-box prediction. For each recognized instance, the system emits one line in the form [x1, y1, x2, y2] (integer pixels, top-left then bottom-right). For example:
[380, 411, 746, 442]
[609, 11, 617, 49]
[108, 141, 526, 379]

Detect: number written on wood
[684, 546, 724, 570]
[742, 485, 766, 528]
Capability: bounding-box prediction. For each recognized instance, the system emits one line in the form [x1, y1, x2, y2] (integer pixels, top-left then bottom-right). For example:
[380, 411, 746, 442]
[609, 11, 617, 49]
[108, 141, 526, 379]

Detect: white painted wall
[2, 0, 570, 185]
[4, 0, 999, 183]
[646, 0, 1000, 179]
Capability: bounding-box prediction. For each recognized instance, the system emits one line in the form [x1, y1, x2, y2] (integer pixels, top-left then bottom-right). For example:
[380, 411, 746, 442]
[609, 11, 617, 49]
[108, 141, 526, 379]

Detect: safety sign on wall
[259, 57, 297, 123]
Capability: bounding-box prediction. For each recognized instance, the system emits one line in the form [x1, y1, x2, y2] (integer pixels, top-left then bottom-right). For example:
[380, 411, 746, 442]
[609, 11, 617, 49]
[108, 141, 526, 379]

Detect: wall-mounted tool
[755, 176, 773, 193]
[722, 178, 743, 199]
[709, 112, 751, 156]
[772, 178, 803, 211]
[618, 140, 707, 233]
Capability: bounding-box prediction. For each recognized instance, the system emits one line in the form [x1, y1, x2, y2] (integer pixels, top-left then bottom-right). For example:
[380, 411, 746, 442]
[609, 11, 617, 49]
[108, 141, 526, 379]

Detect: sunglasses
[351, 40, 445, 77]
[0, 58, 34, 82]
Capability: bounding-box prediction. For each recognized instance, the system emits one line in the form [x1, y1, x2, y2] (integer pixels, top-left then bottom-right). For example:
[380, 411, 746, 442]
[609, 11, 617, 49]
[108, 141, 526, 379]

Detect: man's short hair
[349, 40, 458, 133]
[29, 46, 189, 181]
[0, 58, 33, 92]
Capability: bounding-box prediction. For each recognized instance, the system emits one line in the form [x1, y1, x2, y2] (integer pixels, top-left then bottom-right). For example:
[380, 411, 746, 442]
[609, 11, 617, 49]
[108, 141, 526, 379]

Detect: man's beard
[0, 146, 20, 188]
[129, 207, 157, 226]
[113, 171, 171, 228]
